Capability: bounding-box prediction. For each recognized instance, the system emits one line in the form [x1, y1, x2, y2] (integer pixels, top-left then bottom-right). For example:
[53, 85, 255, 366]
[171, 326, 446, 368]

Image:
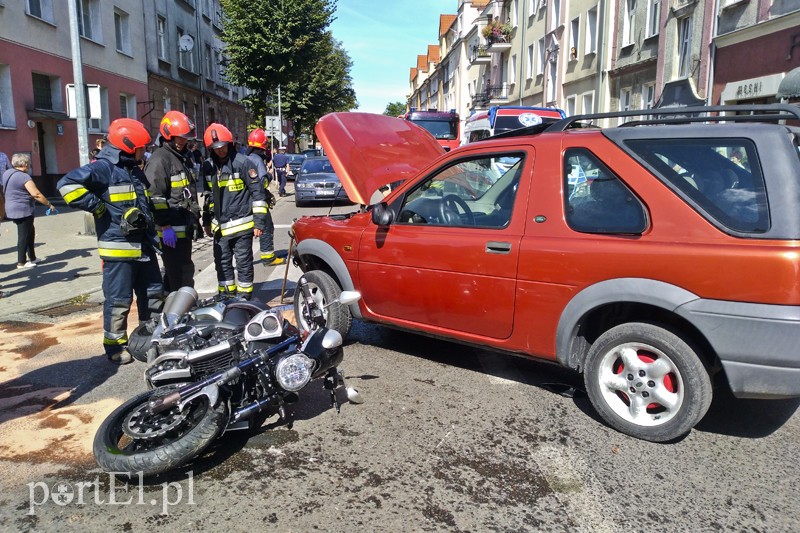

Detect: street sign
[265, 115, 280, 135]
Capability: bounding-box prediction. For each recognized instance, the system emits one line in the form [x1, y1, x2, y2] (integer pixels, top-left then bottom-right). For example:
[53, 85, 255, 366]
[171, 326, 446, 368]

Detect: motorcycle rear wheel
[93, 385, 228, 477]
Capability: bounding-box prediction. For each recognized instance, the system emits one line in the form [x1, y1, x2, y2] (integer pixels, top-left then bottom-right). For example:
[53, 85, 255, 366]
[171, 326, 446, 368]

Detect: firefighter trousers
[102, 253, 164, 356]
[161, 238, 195, 293]
[258, 210, 276, 260]
[214, 231, 255, 297]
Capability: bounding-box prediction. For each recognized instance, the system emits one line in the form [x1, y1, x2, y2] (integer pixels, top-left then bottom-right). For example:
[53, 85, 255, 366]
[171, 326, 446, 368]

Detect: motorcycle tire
[128, 321, 155, 363]
[294, 269, 352, 338]
[93, 385, 228, 477]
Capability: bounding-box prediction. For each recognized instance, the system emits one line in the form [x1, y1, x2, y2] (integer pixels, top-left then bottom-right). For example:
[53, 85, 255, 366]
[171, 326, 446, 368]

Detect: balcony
[468, 45, 491, 67]
[487, 35, 512, 53]
[487, 84, 509, 104]
[472, 92, 490, 109]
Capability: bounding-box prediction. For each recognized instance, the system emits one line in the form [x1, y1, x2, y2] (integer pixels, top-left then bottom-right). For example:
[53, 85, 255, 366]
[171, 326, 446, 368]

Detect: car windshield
[288, 155, 305, 163]
[410, 119, 458, 140]
[301, 159, 335, 174]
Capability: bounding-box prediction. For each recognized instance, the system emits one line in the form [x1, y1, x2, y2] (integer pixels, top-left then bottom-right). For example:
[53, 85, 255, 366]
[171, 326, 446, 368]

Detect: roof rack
[544, 104, 800, 132]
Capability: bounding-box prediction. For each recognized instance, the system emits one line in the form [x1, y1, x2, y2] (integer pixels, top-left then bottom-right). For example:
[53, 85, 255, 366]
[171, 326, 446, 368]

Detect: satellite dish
[178, 34, 194, 52]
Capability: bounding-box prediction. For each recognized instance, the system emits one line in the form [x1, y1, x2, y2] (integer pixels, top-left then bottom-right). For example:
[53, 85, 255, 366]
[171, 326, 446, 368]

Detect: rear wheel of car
[583, 322, 712, 442]
[293, 270, 353, 338]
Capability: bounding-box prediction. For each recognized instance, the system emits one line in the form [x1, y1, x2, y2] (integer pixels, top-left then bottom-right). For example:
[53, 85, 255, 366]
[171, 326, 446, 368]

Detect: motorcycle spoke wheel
[94, 385, 228, 476]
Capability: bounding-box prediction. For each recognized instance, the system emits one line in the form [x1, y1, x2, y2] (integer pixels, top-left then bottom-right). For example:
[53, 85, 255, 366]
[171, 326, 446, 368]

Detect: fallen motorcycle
[93, 277, 362, 477]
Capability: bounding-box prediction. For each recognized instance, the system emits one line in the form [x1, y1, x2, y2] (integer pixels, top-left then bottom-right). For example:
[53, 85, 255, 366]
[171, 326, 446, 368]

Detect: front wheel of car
[583, 322, 712, 442]
[294, 270, 353, 338]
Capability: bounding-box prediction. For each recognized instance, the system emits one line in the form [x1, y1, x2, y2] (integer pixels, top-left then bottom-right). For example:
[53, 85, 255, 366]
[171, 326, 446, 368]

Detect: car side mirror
[371, 202, 394, 226]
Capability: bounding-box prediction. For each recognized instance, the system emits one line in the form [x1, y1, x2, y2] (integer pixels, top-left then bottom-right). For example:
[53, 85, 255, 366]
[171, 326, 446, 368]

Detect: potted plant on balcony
[482, 21, 512, 44]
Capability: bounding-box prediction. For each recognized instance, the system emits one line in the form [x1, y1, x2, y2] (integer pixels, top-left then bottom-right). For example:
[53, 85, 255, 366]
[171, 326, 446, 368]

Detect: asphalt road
[1, 191, 798, 532]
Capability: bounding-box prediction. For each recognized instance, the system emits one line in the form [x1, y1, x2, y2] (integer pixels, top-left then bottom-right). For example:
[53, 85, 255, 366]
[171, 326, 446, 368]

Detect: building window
[643, 83, 655, 109]
[509, 55, 517, 85]
[77, 0, 100, 42]
[537, 37, 545, 76]
[619, 87, 632, 125]
[526, 44, 534, 79]
[27, 0, 54, 23]
[157, 15, 168, 60]
[88, 86, 108, 132]
[119, 93, 135, 119]
[646, 0, 660, 38]
[205, 43, 215, 79]
[585, 6, 598, 54]
[32, 72, 53, 110]
[114, 8, 131, 55]
[623, 0, 636, 46]
[565, 95, 577, 116]
[552, 0, 561, 30]
[582, 91, 594, 113]
[0, 64, 15, 128]
[202, 0, 212, 18]
[177, 28, 196, 73]
[677, 16, 692, 77]
[546, 56, 557, 102]
[193, 104, 199, 132]
[570, 17, 580, 59]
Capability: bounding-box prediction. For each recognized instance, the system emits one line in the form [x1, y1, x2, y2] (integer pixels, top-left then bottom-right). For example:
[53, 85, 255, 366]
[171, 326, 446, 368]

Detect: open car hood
[315, 112, 445, 205]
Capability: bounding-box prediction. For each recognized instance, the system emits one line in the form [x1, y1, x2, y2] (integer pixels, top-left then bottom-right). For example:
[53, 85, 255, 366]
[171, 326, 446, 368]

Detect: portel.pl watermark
[27, 471, 195, 516]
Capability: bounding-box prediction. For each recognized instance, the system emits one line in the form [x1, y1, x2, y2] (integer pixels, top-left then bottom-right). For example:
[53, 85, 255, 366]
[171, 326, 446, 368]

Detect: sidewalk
[0, 200, 302, 322]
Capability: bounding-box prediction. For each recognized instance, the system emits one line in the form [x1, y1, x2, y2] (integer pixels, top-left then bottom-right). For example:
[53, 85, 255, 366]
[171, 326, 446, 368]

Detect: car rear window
[625, 138, 769, 233]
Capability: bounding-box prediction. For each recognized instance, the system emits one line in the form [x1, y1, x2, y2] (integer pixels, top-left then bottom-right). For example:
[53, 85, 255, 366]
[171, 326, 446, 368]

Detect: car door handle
[486, 241, 512, 254]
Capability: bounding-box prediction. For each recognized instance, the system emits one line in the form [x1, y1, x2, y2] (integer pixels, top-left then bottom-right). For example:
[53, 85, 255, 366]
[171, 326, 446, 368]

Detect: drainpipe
[707, 0, 720, 104]
[518, 0, 527, 105]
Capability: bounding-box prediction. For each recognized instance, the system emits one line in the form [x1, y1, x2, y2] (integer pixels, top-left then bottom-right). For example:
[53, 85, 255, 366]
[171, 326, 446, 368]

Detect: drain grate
[38, 302, 100, 318]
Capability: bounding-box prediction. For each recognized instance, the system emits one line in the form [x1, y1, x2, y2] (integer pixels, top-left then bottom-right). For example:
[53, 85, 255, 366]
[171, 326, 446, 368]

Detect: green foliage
[384, 102, 407, 117]
[219, 0, 356, 139]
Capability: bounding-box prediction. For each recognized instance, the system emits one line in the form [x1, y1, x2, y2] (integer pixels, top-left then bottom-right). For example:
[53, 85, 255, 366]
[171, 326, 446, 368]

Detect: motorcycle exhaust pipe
[162, 286, 199, 328]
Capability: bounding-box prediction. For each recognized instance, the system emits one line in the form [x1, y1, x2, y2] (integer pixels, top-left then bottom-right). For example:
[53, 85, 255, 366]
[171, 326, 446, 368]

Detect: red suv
[290, 106, 800, 442]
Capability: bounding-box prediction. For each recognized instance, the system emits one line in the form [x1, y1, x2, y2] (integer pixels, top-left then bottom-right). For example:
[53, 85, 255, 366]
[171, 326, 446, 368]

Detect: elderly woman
[0, 153, 56, 268]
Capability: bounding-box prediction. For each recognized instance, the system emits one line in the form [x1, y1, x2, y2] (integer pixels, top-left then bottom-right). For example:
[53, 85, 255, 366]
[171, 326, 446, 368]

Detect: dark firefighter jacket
[201, 150, 268, 238]
[144, 139, 200, 240]
[57, 145, 157, 261]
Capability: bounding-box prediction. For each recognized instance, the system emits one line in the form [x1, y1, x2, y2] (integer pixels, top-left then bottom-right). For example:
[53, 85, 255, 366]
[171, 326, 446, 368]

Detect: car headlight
[275, 353, 314, 391]
[295, 182, 312, 189]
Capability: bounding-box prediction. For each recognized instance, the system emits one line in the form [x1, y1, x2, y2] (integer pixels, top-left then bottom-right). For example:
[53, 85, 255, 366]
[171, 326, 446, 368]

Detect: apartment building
[409, 0, 800, 124]
[142, 0, 250, 145]
[0, 0, 148, 192]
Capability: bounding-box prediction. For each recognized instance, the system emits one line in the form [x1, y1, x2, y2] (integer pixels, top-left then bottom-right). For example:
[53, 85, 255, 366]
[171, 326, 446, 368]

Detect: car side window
[398, 154, 524, 229]
[625, 138, 769, 233]
[565, 148, 648, 235]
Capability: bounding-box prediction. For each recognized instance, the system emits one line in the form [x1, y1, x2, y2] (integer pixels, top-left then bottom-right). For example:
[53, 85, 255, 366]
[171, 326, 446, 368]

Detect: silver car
[294, 156, 351, 207]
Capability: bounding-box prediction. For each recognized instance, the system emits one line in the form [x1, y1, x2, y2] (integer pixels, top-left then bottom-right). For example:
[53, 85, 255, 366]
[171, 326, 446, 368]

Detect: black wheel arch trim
[555, 278, 699, 370]
[295, 238, 363, 319]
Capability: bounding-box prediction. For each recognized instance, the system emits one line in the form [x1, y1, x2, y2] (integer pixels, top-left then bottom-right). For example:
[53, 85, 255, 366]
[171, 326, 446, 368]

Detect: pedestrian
[272, 145, 290, 197]
[145, 110, 201, 293]
[0, 150, 9, 174]
[247, 128, 284, 266]
[201, 123, 268, 299]
[57, 118, 164, 365]
[1, 152, 57, 269]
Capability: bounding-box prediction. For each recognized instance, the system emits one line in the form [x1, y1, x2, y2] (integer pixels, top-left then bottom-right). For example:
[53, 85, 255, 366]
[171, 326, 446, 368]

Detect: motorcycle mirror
[337, 291, 361, 306]
[346, 387, 364, 404]
[321, 329, 343, 350]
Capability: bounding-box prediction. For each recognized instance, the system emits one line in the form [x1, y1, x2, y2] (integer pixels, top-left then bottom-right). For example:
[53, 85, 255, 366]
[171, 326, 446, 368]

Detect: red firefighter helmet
[107, 118, 151, 154]
[247, 128, 268, 150]
[160, 111, 195, 140]
[204, 123, 233, 150]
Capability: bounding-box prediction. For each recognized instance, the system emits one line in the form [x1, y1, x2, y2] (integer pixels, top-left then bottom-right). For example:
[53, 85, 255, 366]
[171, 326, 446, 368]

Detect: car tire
[583, 322, 712, 442]
[293, 270, 353, 338]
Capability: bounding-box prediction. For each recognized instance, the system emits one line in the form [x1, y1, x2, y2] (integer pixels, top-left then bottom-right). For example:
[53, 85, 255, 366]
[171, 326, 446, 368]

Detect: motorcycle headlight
[275, 353, 313, 392]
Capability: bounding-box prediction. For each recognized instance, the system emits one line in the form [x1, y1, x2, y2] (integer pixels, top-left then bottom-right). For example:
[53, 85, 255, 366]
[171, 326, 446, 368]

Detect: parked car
[301, 148, 323, 158]
[294, 156, 351, 207]
[286, 153, 306, 180]
[291, 106, 800, 443]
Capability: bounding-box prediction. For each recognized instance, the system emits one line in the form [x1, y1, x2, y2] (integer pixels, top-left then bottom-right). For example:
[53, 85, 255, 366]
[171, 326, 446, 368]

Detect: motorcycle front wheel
[93, 385, 228, 477]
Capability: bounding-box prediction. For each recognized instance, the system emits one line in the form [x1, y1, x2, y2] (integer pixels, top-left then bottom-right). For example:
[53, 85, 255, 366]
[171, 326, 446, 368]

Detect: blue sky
[329, 0, 455, 114]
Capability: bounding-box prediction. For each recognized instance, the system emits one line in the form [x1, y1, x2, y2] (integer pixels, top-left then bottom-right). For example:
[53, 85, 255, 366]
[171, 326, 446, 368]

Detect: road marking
[531, 444, 629, 532]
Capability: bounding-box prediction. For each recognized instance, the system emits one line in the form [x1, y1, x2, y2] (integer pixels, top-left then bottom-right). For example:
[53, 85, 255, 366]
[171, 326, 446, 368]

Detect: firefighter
[58, 118, 164, 364]
[201, 123, 268, 299]
[247, 128, 284, 267]
[145, 110, 201, 292]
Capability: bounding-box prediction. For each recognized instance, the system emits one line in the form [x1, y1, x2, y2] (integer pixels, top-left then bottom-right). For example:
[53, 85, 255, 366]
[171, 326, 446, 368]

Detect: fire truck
[402, 109, 460, 151]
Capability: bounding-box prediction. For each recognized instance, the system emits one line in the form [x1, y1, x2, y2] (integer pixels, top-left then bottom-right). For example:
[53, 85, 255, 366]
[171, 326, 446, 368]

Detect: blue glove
[161, 227, 177, 248]
[46, 206, 58, 216]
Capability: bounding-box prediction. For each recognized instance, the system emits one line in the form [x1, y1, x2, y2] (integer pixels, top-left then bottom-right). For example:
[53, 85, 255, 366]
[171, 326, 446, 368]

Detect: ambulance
[462, 106, 566, 145]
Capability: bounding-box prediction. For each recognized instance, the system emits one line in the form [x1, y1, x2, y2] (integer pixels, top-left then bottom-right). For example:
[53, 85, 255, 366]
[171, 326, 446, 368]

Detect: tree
[281, 33, 358, 141]
[219, 0, 337, 121]
[384, 102, 407, 117]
